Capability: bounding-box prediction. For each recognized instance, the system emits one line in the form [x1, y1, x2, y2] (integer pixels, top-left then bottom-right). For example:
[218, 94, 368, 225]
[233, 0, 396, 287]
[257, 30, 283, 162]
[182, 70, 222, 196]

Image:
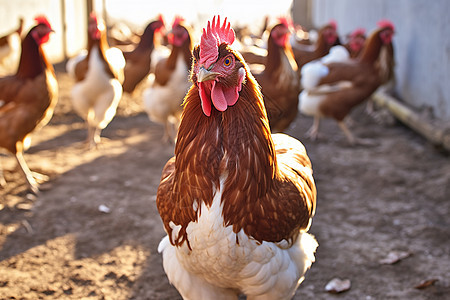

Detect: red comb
[277, 16, 292, 29]
[34, 15, 52, 30]
[157, 14, 165, 26]
[89, 11, 98, 21]
[350, 28, 366, 37]
[377, 19, 394, 31]
[199, 16, 235, 67]
[328, 19, 337, 30]
[172, 16, 184, 28]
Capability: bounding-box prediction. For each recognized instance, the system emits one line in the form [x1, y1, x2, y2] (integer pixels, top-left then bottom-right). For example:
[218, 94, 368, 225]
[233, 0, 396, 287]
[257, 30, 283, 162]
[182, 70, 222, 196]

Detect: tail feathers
[291, 232, 318, 276]
[66, 49, 88, 77]
[301, 61, 329, 90]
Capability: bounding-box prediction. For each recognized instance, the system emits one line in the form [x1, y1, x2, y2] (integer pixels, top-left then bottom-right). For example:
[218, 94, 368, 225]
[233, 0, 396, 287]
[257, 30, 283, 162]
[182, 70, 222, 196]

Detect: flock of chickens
[0, 13, 395, 299]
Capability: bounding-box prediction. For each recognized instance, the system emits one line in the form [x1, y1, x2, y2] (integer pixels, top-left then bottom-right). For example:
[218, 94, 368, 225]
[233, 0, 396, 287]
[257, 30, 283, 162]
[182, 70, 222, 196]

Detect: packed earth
[0, 64, 449, 299]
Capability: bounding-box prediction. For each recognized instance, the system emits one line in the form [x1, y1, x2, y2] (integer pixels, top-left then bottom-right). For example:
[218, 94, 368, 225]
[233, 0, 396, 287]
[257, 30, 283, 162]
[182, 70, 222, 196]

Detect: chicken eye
[223, 56, 232, 67]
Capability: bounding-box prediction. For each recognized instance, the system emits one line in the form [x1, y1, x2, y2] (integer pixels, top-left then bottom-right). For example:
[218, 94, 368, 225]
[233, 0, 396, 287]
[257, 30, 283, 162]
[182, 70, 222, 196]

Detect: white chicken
[142, 17, 192, 142]
[66, 13, 125, 149]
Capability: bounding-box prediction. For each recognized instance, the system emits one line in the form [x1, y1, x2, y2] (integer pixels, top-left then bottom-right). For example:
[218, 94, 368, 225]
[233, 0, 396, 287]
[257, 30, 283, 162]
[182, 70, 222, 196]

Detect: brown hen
[299, 20, 395, 144]
[0, 16, 57, 193]
[253, 18, 300, 133]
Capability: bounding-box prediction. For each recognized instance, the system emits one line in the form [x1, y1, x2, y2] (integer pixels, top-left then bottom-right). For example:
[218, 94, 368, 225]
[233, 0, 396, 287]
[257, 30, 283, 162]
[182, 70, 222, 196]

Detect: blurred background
[0, 0, 449, 123]
[0, 0, 450, 122]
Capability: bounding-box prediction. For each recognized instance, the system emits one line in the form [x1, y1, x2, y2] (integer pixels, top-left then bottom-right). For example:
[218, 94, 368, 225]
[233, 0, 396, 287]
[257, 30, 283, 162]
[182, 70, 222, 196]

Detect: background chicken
[66, 12, 125, 149]
[0, 16, 57, 193]
[142, 17, 192, 143]
[253, 18, 301, 133]
[292, 20, 339, 73]
[0, 17, 24, 75]
[298, 20, 395, 144]
[157, 16, 317, 299]
[374, 25, 395, 91]
[121, 15, 165, 94]
[344, 28, 366, 58]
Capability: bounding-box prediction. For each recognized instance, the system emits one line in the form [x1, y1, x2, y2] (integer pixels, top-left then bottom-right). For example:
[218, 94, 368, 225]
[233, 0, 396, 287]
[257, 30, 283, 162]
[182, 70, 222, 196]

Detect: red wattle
[199, 82, 211, 116]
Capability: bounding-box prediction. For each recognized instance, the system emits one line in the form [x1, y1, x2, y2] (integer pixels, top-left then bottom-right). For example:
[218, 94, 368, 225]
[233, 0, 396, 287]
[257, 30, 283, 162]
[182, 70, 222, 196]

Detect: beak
[197, 67, 220, 82]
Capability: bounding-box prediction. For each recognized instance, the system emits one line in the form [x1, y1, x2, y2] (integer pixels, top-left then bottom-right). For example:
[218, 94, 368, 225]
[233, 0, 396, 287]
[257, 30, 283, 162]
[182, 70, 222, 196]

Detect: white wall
[0, 0, 87, 63]
[308, 0, 450, 121]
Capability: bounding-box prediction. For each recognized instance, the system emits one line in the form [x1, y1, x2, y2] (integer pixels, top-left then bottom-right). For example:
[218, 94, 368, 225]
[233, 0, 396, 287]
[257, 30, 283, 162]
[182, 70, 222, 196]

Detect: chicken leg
[87, 125, 101, 149]
[15, 151, 39, 194]
[337, 121, 356, 145]
[0, 165, 6, 187]
[306, 116, 321, 141]
[338, 120, 376, 146]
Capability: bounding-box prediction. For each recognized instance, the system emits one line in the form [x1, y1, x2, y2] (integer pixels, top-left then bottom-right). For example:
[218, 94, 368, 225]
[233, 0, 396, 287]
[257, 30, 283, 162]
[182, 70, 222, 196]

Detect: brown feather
[316, 25, 394, 121]
[0, 24, 58, 154]
[157, 46, 316, 247]
[293, 23, 339, 71]
[122, 19, 164, 93]
[253, 23, 300, 133]
[153, 24, 193, 87]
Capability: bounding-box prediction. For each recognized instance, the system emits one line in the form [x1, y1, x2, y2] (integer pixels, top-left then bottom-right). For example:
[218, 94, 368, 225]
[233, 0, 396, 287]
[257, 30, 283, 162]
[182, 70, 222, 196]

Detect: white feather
[301, 61, 329, 91]
[143, 55, 190, 126]
[300, 45, 350, 91]
[66, 49, 88, 78]
[105, 47, 126, 83]
[298, 89, 325, 117]
[158, 174, 318, 299]
[71, 46, 123, 130]
[0, 32, 21, 75]
[321, 45, 350, 64]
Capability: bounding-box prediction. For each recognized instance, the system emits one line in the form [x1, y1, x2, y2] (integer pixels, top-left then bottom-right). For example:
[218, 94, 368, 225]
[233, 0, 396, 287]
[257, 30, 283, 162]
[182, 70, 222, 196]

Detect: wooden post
[60, 0, 68, 60]
[372, 90, 450, 152]
[86, 0, 93, 15]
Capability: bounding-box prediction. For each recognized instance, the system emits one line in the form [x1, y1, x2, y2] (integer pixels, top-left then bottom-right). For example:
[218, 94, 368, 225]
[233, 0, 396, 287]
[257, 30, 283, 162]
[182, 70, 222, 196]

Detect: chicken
[66, 12, 125, 149]
[298, 20, 395, 144]
[253, 18, 300, 133]
[0, 16, 57, 193]
[375, 22, 395, 90]
[292, 20, 339, 72]
[122, 15, 165, 94]
[0, 17, 24, 75]
[157, 16, 317, 299]
[343, 28, 366, 58]
[107, 21, 140, 47]
[142, 17, 193, 142]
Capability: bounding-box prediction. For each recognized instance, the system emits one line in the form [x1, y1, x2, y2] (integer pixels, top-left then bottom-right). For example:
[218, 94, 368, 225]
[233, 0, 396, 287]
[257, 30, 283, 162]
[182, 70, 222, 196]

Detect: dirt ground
[0, 64, 449, 300]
